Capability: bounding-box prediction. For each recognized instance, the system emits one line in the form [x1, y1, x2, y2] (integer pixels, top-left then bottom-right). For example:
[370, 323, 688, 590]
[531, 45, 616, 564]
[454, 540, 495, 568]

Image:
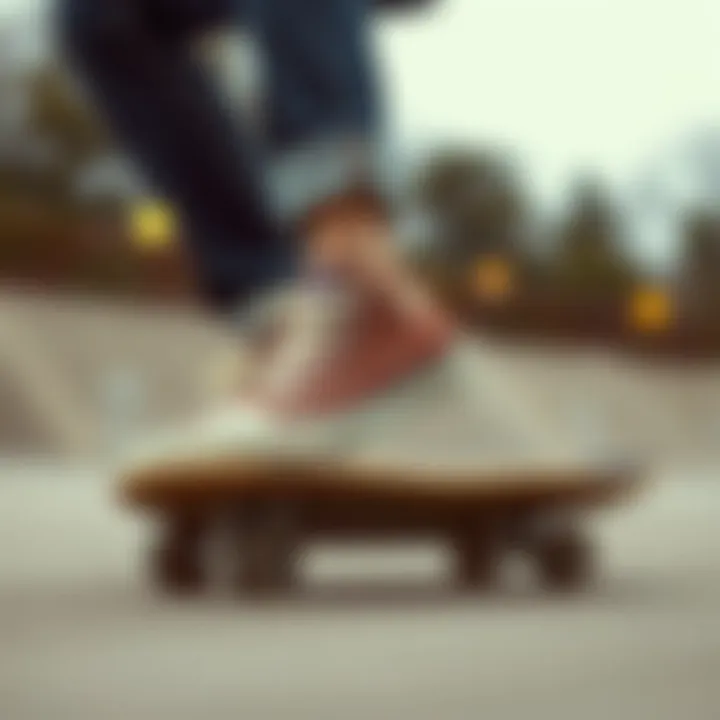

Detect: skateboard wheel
[535, 530, 594, 591]
[150, 513, 208, 594]
[235, 501, 300, 595]
[452, 527, 503, 591]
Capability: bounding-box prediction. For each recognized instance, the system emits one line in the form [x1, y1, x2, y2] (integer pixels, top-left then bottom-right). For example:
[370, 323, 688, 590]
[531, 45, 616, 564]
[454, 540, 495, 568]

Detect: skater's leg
[247, 0, 384, 228]
[56, 0, 296, 314]
[241, 0, 454, 413]
[121, 1, 500, 476]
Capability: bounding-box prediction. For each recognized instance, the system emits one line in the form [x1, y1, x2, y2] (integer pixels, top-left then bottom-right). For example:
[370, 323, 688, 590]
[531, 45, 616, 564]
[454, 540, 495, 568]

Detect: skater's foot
[253, 279, 455, 417]
[121, 193, 520, 474]
[123, 275, 462, 473]
[252, 189, 458, 415]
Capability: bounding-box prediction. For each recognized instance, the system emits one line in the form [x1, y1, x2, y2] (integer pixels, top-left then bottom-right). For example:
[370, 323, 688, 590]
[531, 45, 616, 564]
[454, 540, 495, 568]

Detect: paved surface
[1, 463, 719, 720]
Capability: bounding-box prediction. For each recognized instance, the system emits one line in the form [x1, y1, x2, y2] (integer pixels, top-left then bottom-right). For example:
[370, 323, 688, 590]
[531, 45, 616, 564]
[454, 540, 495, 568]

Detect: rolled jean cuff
[266, 134, 394, 228]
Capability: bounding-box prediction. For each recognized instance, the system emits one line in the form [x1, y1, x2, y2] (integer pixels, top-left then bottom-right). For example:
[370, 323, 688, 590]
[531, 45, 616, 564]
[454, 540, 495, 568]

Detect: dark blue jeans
[57, 0, 380, 312]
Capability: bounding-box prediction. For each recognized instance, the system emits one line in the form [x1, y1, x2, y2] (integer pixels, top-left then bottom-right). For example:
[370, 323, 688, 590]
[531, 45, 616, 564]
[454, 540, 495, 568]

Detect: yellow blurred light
[130, 201, 176, 252]
[473, 255, 514, 302]
[629, 286, 674, 333]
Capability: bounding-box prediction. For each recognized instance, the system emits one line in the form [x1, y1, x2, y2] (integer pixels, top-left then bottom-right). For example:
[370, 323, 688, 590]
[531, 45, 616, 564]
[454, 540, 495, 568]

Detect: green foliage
[26, 63, 111, 177]
[0, 59, 112, 209]
[683, 209, 720, 275]
[413, 147, 528, 268]
[681, 208, 720, 312]
[548, 179, 636, 298]
[0, 60, 141, 296]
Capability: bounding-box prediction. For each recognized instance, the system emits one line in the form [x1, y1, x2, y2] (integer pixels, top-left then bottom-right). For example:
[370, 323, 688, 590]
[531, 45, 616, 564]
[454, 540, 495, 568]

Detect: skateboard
[120, 456, 645, 595]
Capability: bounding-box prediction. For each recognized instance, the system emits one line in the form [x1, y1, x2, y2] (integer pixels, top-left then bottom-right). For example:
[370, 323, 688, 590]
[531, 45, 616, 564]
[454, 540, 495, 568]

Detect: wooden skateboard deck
[119, 456, 645, 596]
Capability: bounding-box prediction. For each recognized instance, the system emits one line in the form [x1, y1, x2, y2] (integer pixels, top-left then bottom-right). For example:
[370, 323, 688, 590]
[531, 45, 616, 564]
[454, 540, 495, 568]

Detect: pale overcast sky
[378, 0, 719, 193]
[1, 0, 718, 265]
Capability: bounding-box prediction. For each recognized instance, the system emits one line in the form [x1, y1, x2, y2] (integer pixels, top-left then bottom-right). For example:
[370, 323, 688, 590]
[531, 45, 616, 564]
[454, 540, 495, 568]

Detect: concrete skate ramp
[485, 342, 720, 464]
[0, 290, 230, 456]
[0, 370, 58, 454]
[1, 289, 720, 464]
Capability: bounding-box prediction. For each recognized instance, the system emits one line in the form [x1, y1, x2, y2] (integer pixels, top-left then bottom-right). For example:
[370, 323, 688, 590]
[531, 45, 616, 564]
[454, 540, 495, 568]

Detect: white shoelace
[259, 283, 358, 401]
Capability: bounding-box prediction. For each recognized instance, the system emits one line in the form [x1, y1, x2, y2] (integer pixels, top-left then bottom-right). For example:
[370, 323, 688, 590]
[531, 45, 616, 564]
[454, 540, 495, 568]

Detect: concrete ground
[1, 462, 719, 720]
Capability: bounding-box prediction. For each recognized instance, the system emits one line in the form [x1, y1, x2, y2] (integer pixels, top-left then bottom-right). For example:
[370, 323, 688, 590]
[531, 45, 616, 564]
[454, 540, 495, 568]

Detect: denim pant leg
[57, 0, 384, 311]
[247, 0, 385, 226]
[56, 0, 296, 313]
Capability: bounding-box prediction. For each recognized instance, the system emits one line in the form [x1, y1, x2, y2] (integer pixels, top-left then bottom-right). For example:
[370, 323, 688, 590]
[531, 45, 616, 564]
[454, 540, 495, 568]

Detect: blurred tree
[0, 59, 199, 300]
[549, 179, 636, 299]
[413, 147, 528, 268]
[680, 208, 720, 315]
[24, 62, 111, 198]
